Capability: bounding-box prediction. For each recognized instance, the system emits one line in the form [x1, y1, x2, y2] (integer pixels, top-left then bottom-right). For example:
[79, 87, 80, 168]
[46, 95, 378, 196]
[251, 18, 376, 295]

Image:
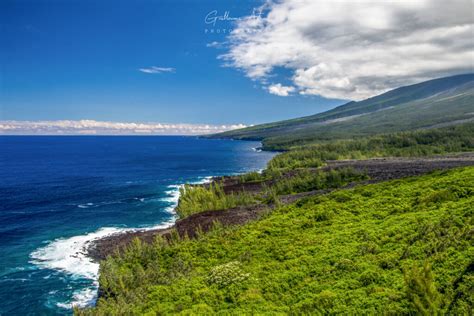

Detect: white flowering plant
[207, 261, 250, 288]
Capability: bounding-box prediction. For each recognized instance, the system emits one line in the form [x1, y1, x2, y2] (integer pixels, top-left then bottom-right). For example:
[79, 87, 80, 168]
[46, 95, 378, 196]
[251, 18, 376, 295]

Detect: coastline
[17, 137, 276, 313]
[75, 168, 270, 306]
[85, 153, 474, 263]
[29, 176, 213, 309]
[70, 151, 474, 309]
[84, 172, 266, 262]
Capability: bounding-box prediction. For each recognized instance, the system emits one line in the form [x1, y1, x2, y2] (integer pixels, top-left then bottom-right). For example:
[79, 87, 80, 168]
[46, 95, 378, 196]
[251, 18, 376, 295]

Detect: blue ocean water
[0, 136, 274, 315]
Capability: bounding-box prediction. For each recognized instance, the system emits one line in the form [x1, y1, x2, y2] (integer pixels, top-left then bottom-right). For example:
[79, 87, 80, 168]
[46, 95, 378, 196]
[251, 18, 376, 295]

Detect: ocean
[0, 136, 275, 315]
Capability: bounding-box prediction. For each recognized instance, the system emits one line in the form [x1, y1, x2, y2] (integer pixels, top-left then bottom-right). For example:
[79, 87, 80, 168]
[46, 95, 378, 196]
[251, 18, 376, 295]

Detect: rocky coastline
[86, 153, 474, 262]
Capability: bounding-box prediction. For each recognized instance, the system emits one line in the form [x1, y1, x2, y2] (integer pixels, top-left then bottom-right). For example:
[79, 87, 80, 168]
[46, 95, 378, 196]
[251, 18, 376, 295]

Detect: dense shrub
[207, 261, 250, 288]
[267, 123, 474, 170]
[176, 183, 257, 218]
[78, 167, 474, 315]
[404, 263, 442, 315]
[271, 167, 368, 195]
[238, 171, 265, 183]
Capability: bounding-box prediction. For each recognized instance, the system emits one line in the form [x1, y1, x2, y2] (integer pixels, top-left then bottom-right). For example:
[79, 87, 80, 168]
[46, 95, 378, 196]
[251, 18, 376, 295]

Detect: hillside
[78, 123, 474, 315]
[210, 74, 474, 150]
[80, 167, 474, 315]
[78, 77, 474, 315]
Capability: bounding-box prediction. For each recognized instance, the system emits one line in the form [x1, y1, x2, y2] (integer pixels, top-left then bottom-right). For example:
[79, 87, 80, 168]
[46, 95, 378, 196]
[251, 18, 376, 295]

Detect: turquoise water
[0, 136, 274, 315]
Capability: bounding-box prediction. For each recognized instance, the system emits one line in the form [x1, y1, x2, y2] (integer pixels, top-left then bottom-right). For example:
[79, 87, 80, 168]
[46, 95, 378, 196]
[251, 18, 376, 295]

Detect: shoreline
[85, 153, 474, 263]
[29, 176, 215, 309]
[65, 152, 474, 308]
[25, 137, 275, 311]
[84, 173, 263, 262]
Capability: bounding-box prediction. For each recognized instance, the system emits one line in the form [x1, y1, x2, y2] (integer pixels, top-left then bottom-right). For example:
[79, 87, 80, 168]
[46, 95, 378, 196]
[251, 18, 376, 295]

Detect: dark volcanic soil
[86, 204, 270, 261]
[325, 153, 474, 181]
[86, 153, 474, 261]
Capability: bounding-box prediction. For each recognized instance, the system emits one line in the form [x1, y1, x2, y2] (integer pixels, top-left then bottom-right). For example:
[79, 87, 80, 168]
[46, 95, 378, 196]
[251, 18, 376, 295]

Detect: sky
[1, 0, 472, 135]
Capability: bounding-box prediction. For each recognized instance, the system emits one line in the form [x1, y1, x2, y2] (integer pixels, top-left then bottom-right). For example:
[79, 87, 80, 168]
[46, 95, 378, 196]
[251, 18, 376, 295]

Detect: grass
[78, 167, 474, 315]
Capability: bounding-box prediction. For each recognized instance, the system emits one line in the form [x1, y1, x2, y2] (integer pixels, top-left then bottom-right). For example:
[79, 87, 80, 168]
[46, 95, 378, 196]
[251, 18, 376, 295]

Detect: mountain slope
[210, 74, 474, 149]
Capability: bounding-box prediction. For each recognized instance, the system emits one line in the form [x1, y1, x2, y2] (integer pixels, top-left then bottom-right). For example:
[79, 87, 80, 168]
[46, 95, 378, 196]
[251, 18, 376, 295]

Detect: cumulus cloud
[267, 83, 295, 96]
[220, 0, 474, 100]
[139, 66, 175, 74]
[0, 120, 246, 135]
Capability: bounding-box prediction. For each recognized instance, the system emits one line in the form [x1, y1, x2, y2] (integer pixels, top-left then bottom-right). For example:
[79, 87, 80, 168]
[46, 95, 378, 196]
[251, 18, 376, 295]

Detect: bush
[404, 262, 442, 315]
[239, 171, 265, 183]
[207, 261, 250, 288]
[266, 123, 474, 169]
[271, 167, 368, 195]
[176, 183, 256, 218]
[79, 162, 474, 315]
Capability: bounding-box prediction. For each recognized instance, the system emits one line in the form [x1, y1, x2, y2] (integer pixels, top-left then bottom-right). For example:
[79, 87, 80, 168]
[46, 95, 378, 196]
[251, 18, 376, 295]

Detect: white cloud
[267, 83, 295, 96]
[206, 41, 224, 48]
[139, 66, 176, 74]
[0, 120, 246, 135]
[220, 0, 474, 100]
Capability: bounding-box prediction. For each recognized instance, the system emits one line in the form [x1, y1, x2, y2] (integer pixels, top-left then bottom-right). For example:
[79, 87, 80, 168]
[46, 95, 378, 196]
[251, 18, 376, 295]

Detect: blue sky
[2, 0, 471, 135]
[1, 0, 343, 128]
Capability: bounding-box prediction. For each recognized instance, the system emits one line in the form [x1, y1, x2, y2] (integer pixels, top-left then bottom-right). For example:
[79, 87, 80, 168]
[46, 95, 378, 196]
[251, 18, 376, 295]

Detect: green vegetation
[176, 183, 256, 218]
[78, 167, 474, 315]
[176, 168, 367, 218]
[268, 123, 474, 169]
[210, 74, 474, 149]
[238, 171, 266, 183]
[404, 262, 442, 315]
[78, 75, 474, 314]
[269, 167, 368, 195]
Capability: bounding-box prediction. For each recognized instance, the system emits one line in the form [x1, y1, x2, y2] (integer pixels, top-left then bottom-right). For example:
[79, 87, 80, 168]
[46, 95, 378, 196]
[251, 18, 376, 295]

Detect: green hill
[210, 74, 474, 150]
[80, 167, 474, 315]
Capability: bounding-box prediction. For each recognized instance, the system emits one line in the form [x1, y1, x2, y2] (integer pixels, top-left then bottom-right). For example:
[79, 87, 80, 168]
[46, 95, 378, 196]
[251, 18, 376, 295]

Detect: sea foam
[160, 177, 212, 213]
[30, 227, 125, 280]
[30, 227, 128, 308]
[29, 178, 206, 308]
[30, 220, 178, 308]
